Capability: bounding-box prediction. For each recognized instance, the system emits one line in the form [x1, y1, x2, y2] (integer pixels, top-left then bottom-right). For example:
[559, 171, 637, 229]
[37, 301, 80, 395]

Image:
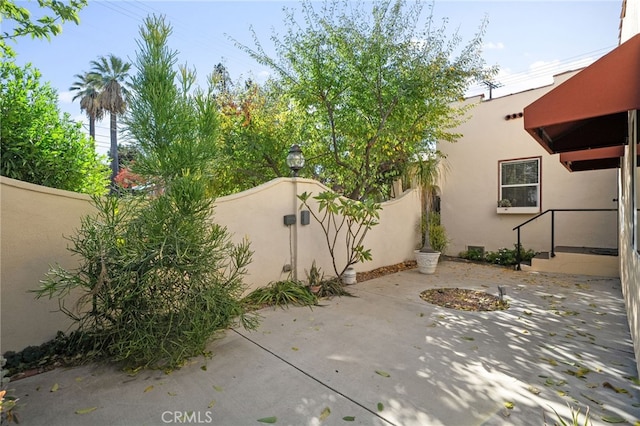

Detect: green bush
[36, 191, 256, 370]
[460, 245, 536, 266]
[298, 191, 380, 277]
[242, 280, 317, 309]
[0, 61, 109, 195]
[421, 212, 449, 253]
[459, 248, 485, 261]
[1, 355, 19, 424]
[485, 244, 536, 266]
[315, 277, 354, 299]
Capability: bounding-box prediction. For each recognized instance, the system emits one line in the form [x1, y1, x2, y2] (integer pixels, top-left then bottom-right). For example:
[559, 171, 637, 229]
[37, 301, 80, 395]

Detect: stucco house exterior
[439, 74, 621, 275]
[441, 0, 640, 375]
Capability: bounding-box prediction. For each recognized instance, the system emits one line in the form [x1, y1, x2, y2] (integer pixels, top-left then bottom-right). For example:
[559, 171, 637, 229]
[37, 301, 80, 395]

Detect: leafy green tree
[89, 54, 131, 191]
[0, 0, 87, 57]
[0, 60, 109, 194]
[36, 15, 257, 370]
[117, 143, 141, 167]
[69, 71, 103, 140]
[214, 79, 308, 195]
[235, 0, 496, 200]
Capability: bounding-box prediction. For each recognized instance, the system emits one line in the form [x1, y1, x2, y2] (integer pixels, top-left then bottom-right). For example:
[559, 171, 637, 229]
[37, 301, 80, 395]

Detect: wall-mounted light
[286, 144, 305, 177]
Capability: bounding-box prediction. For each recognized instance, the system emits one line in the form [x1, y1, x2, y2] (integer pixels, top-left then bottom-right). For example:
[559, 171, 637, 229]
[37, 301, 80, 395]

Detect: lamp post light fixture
[286, 144, 305, 177]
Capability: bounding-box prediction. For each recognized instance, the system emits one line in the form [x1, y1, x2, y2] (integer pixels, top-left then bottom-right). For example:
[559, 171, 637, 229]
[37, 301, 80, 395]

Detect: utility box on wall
[283, 214, 296, 226]
[300, 210, 310, 225]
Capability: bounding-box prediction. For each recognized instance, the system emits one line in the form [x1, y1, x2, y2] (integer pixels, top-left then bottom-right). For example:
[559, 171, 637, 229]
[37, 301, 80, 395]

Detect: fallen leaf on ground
[527, 386, 541, 395]
[319, 407, 330, 421]
[257, 416, 277, 423]
[601, 415, 626, 423]
[375, 370, 390, 378]
[50, 383, 59, 392]
[75, 407, 97, 415]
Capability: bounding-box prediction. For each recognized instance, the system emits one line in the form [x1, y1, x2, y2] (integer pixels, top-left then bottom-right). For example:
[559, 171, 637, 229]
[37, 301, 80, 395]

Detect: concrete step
[527, 247, 619, 277]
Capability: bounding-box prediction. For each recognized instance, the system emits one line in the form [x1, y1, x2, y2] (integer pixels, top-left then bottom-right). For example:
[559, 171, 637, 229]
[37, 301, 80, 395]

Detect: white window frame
[497, 157, 541, 214]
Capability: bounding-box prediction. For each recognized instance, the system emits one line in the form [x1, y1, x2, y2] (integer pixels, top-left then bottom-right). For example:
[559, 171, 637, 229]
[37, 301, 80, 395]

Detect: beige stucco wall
[1, 177, 421, 353]
[211, 178, 421, 290]
[619, 117, 640, 375]
[439, 75, 619, 257]
[619, 0, 640, 376]
[1, 177, 96, 353]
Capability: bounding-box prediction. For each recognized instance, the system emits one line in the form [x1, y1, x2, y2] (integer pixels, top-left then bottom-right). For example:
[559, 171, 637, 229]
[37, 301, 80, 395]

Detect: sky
[8, 0, 624, 155]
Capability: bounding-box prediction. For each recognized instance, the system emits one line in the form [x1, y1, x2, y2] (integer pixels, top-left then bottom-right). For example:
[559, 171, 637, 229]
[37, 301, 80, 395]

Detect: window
[498, 157, 540, 214]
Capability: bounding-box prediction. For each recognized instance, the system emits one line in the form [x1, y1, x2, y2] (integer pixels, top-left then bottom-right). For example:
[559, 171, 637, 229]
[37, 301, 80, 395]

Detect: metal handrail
[512, 208, 618, 270]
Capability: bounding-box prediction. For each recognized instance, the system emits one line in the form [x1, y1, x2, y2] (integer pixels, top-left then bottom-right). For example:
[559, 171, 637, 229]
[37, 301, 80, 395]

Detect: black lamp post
[286, 144, 305, 177]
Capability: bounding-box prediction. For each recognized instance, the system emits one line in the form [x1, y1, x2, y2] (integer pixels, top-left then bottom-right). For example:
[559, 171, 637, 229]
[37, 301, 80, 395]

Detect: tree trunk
[89, 116, 96, 141]
[109, 112, 119, 194]
[420, 206, 437, 253]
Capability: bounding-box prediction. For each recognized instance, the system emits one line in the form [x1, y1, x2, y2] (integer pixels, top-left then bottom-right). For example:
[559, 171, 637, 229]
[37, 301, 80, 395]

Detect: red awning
[523, 33, 640, 170]
[559, 146, 624, 172]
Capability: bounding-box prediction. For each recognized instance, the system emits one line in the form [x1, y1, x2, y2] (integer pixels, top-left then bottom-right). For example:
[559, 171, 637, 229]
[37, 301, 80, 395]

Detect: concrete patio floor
[12, 261, 640, 425]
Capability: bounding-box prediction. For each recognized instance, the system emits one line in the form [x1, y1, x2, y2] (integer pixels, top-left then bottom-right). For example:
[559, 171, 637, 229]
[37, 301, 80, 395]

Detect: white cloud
[58, 90, 74, 104]
[466, 54, 600, 99]
[483, 41, 505, 50]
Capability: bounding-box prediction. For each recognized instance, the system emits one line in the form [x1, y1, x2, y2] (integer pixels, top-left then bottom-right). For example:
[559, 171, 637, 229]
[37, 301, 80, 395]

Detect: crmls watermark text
[161, 411, 214, 424]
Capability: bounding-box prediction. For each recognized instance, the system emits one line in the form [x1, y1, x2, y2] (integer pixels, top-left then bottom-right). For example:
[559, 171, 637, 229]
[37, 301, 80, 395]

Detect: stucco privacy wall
[1, 177, 96, 353]
[1, 177, 421, 352]
[205, 178, 422, 288]
[439, 75, 619, 256]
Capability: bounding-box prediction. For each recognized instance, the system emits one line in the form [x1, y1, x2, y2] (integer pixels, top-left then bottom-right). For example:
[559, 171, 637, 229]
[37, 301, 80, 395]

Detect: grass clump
[314, 277, 354, 299]
[243, 280, 317, 309]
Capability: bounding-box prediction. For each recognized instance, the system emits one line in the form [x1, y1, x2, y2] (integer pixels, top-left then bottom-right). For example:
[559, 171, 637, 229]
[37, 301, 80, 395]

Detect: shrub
[36, 193, 256, 370]
[0, 61, 109, 195]
[459, 248, 485, 261]
[242, 280, 317, 309]
[315, 277, 354, 299]
[298, 191, 380, 277]
[485, 244, 536, 266]
[34, 16, 258, 371]
[421, 212, 449, 253]
[1, 355, 19, 424]
[459, 245, 536, 266]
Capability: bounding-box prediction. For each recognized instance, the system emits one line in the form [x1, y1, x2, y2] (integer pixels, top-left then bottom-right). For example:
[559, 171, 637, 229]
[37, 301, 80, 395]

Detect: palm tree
[89, 54, 131, 192]
[411, 152, 447, 253]
[69, 72, 104, 141]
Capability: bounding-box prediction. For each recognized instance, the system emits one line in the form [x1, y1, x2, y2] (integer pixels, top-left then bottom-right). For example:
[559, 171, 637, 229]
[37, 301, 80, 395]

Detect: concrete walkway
[12, 261, 640, 425]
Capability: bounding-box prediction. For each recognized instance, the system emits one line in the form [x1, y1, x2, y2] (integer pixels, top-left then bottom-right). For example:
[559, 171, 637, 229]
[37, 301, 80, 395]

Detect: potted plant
[410, 155, 446, 274]
[305, 260, 323, 294]
[415, 215, 441, 274]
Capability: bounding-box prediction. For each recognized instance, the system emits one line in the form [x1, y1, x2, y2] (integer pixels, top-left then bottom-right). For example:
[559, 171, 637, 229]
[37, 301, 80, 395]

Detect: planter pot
[341, 267, 357, 285]
[414, 250, 441, 274]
